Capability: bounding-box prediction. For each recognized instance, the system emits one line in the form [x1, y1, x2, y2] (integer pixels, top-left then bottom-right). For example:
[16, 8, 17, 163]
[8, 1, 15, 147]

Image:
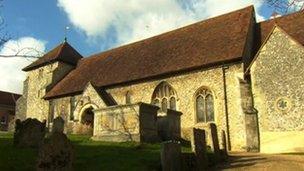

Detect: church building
[16, 6, 304, 153]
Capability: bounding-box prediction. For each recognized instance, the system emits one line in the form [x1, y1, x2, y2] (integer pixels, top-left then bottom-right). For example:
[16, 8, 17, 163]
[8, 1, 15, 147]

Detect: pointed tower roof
[23, 42, 83, 71]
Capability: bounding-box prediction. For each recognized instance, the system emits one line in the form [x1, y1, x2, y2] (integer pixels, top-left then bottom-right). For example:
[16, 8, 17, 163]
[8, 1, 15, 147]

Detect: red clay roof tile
[0, 91, 21, 107]
[23, 42, 83, 71]
[44, 6, 254, 99]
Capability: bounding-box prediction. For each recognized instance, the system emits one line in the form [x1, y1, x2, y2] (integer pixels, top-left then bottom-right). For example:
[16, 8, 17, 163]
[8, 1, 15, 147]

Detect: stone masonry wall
[22, 62, 74, 122]
[50, 83, 108, 133]
[48, 63, 246, 150]
[251, 27, 304, 153]
[106, 64, 246, 151]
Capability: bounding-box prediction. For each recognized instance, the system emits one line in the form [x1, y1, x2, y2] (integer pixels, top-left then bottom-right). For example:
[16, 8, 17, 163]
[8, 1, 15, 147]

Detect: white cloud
[0, 37, 46, 94]
[58, 0, 266, 47]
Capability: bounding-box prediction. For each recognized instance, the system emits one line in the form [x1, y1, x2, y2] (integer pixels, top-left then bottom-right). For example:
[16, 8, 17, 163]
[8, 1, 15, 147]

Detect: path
[211, 152, 304, 171]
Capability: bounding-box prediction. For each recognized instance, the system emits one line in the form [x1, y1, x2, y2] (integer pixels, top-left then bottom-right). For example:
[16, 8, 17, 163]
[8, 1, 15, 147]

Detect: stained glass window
[195, 88, 215, 123]
[152, 82, 177, 112]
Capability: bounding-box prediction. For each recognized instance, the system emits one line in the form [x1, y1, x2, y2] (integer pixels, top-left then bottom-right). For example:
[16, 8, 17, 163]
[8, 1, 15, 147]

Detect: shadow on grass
[0, 133, 162, 171]
[0, 134, 37, 171]
[71, 137, 161, 171]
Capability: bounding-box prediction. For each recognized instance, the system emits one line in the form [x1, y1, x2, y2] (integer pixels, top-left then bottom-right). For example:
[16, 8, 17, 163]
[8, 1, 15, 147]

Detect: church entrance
[80, 107, 94, 135]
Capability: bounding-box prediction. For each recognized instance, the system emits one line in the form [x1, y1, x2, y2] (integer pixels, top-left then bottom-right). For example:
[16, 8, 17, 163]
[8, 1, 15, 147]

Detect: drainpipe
[222, 65, 231, 151]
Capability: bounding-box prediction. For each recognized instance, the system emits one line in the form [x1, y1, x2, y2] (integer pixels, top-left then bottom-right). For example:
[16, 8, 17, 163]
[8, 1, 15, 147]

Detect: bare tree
[0, 0, 9, 47]
[0, 0, 43, 59]
[266, 0, 304, 14]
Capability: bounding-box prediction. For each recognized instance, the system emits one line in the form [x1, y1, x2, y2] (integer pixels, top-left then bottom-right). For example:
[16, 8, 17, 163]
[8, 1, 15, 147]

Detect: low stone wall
[92, 103, 159, 143]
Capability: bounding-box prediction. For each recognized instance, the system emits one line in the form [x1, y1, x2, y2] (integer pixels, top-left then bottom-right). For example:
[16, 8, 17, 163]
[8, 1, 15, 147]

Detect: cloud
[58, 0, 266, 47]
[0, 37, 46, 94]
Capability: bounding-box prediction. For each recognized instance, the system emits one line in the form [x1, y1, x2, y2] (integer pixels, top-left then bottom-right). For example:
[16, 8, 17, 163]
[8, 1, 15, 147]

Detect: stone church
[16, 6, 304, 153]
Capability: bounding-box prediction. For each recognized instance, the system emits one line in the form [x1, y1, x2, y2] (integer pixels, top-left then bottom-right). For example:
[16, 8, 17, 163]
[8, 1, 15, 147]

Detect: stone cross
[52, 116, 65, 133]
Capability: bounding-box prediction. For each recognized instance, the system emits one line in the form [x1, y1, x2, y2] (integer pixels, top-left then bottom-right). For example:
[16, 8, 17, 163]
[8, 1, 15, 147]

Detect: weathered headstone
[221, 130, 228, 157]
[14, 118, 46, 148]
[209, 123, 220, 160]
[193, 128, 208, 170]
[52, 116, 64, 133]
[160, 141, 181, 171]
[37, 132, 74, 171]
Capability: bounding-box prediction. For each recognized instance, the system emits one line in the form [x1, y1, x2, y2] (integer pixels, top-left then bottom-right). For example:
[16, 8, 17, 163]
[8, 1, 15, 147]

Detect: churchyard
[0, 118, 224, 170]
[0, 133, 162, 170]
[1, 132, 227, 170]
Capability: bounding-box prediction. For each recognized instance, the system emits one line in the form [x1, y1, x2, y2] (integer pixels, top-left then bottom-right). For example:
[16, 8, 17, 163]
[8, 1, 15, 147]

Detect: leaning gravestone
[14, 118, 46, 148]
[209, 123, 220, 160]
[52, 116, 65, 133]
[193, 128, 208, 170]
[160, 141, 182, 171]
[37, 132, 74, 171]
[221, 130, 228, 158]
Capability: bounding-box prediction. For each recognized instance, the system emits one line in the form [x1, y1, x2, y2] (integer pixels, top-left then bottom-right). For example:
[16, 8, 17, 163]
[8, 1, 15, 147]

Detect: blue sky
[2, 0, 100, 56]
[0, 0, 284, 93]
[2, 0, 275, 56]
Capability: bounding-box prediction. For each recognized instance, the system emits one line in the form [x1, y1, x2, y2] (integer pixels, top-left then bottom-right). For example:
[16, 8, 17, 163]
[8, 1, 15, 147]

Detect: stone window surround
[151, 81, 178, 113]
[194, 86, 215, 124]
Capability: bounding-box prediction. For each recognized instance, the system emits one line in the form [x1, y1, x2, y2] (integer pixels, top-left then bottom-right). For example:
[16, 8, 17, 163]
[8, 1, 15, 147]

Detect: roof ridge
[23, 41, 82, 71]
[0, 90, 21, 96]
[55, 42, 66, 59]
[81, 5, 254, 61]
[258, 8, 304, 24]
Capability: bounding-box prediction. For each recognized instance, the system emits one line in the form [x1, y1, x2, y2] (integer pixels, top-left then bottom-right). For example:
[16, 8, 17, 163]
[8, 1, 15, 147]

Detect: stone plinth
[93, 103, 159, 143]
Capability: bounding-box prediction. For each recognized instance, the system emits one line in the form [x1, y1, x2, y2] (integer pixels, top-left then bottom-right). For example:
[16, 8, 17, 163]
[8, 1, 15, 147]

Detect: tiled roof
[243, 9, 304, 71]
[0, 91, 21, 107]
[44, 6, 255, 99]
[259, 9, 304, 47]
[23, 42, 83, 71]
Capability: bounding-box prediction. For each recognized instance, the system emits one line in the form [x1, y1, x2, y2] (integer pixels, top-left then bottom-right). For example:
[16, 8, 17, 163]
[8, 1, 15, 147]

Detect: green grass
[0, 132, 37, 171]
[0, 133, 193, 171]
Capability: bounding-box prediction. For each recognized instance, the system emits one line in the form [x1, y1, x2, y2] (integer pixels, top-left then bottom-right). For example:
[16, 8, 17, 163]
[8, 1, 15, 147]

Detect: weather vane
[64, 26, 70, 42]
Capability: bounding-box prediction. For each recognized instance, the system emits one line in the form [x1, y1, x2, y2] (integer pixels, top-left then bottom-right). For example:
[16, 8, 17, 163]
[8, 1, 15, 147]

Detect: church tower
[16, 41, 83, 121]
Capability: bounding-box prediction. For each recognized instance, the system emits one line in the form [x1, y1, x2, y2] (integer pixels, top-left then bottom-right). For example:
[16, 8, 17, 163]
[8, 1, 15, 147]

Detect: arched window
[126, 91, 131, 104]
[195, 88, 214, 123]
[152, 82, 177, 112]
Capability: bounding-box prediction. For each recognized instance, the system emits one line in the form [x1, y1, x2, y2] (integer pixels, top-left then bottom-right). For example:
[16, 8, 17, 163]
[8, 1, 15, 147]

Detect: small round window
[276, 97, 291, 112]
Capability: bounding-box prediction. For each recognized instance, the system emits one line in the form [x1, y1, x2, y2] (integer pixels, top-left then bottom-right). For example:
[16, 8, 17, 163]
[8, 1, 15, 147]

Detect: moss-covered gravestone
[37, 132, 74, 171]
[161, 141, 182, 171]
[193, 128, 208, 170]
[52, 116, 64, 134]
[13, 118, 46, 148]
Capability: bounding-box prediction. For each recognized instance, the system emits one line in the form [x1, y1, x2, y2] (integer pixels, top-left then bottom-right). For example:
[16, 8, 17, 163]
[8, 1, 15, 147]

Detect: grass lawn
[0, 132, 192, 171]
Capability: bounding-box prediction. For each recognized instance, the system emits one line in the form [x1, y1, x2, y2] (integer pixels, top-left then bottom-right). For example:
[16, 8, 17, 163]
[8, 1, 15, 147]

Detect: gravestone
[209, 123, 220, 160]
[160, 141, 181, 171]
[221, 130, 228, 157]
[37, 132, 74, 171]
[14, 118, 46, 148]
[52, 117, 64, 133]
[193, 128, 208, 170]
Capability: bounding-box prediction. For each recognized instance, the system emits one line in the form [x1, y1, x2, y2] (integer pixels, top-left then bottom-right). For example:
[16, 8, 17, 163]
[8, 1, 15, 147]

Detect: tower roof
[23, 42, 83, 71]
